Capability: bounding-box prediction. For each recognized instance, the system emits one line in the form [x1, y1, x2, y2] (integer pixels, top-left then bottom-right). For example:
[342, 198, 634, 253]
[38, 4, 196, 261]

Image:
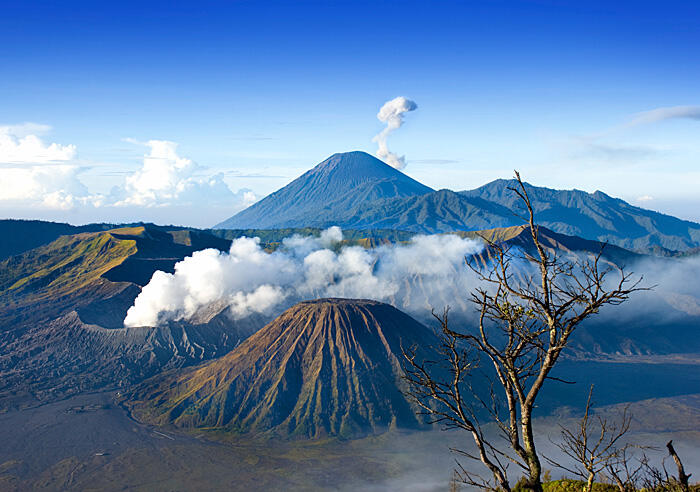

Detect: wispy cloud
[556, 104, 698, 167]
[229, 135, 276, 141]
[409, 159, 460, 165]
[121, 137, 146, 146]
[223, 171, 288, 179]
[569, 141, 662, 161]
[0, 122, 52, 138]
[628, 105, 700, 126]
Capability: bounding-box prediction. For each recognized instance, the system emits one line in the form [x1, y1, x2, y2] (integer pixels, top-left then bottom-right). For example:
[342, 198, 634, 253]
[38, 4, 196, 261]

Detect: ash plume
[373, 96, 417, 170]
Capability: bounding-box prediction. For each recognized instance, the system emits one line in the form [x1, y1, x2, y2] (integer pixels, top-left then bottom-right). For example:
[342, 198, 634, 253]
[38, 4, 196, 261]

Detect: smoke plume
[123, 227, 483, 327]
[373, 96, 417, 170]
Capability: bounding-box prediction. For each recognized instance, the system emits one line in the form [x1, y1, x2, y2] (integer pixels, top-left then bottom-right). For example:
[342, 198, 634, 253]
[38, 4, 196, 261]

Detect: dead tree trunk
[666, 440, 691, 491]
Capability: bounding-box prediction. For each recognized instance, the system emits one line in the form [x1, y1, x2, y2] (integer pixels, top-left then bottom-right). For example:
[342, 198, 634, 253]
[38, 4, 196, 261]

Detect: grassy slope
[0, 219, 118, 260]
[1, 230, 138, 300]
[0, 230, 142, 328]
[0, 224, 235, 316]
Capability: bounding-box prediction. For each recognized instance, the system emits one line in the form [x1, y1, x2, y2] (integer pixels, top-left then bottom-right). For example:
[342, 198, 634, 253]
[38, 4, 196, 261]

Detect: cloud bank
[123, 227, 483, 327]
[373, 97, 417, 170]
[0, 124, 256, 223]
[0, 165, 100, 210]
[0, 125, 100, 210]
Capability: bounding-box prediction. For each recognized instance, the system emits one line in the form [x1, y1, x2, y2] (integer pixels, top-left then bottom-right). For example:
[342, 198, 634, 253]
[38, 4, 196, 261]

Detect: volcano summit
[215, 151, 433, 229]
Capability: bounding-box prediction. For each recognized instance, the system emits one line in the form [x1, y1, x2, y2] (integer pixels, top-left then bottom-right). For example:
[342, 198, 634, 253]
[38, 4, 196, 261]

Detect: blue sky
[1, 0, 699, 226]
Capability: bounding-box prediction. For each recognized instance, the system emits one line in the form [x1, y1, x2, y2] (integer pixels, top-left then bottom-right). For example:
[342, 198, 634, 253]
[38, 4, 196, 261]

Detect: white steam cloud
[373, 96, 417, 170]
[123, 227, 483, 327]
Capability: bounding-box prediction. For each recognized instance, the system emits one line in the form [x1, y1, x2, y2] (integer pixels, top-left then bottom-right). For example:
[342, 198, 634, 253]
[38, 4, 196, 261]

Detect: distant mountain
[462, 179, 700, 253]
[214, 154, 700, 253]
[215, 151, 433, 229]
[126, 299, 436, 439]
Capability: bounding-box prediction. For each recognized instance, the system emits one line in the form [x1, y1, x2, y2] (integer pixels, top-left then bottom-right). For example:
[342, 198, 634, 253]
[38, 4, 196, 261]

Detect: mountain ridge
[215, 152, 700, 253]
[461, 179, 700, 252]
[0, 225, 261, 409]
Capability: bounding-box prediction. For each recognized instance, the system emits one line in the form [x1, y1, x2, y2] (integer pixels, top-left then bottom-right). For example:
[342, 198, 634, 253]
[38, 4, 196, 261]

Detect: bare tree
[638, 453, 670, 491]
[545, 385, 633, 492]
[402, 171, 645, 491]
[634, 445, 694, 492]
[603, 446, 651, 492]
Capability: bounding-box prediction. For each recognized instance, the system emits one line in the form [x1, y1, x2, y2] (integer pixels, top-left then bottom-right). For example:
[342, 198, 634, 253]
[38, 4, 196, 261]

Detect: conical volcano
[215, 151, 433, 229]
[126, 298, 437, 439]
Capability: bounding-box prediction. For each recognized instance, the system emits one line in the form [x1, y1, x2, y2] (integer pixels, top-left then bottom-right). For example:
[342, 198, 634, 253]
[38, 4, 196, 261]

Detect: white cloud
[373, 96, 417, 170]
[0, 164, 99, 209]
[0, 124, 95, 210]
[0, 126, 256, 221]
[629, 105, 700, 126]
[114, 140, 243, 208]
[242, 190, 257, 207]
[0, 124, 76, 164]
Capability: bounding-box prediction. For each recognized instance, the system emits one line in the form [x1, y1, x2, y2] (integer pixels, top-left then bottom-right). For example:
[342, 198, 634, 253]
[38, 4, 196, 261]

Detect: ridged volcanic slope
[0, 225, 266, 409]
[127, 299, 437, 439]
[215, 151, 433, 229]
